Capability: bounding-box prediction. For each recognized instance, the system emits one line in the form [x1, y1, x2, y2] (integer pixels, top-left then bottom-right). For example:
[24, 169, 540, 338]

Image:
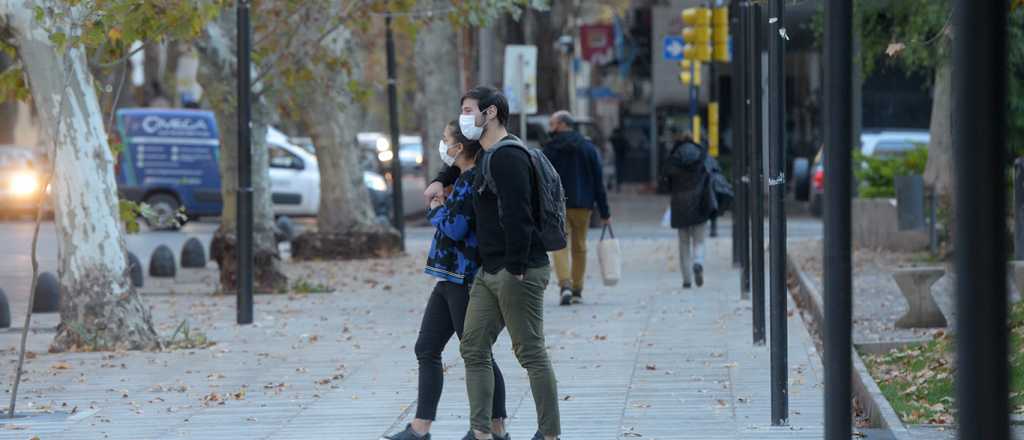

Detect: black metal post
[737, 2, 751, 298]
[386, 16, 405, 251]
[767, 0, 788, 425]
[235, 0, 253, 325]
[1015, 159, 1024, 260]
[954, 1, 1008, 439]
[748, 2, 765, 346]
[823, 0, 852, 437]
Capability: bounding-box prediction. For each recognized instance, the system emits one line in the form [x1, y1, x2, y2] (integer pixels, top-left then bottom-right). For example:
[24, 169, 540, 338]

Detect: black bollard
[0, 288, 10, 328]
[127, 252, 144, 287]
[181, 238, 207, 268]
[149, 245, 177, 278]
[33, 272, 60, 313]
[276, 216, 295, 243]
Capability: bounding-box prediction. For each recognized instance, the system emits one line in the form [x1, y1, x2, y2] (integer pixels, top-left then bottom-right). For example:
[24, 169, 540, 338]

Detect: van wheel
[144, 193, 181, 230]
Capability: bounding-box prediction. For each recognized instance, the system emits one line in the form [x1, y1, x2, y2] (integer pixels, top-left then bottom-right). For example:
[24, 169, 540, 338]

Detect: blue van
[115, 108, 222, 228]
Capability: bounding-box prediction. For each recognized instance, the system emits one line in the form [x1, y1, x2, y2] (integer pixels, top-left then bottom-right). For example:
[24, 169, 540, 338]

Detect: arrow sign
[663, 36, 685, 61]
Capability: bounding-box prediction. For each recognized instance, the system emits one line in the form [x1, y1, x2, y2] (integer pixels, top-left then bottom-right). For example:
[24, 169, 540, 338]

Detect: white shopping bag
[598, 225, 621, 286]
[661, 207, 672, 228]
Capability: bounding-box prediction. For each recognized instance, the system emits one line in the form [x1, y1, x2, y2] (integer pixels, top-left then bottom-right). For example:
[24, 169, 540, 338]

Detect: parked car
[0, 146, 51, 218]
[115, 108, 223, 229]
[807, 129, 930, 216]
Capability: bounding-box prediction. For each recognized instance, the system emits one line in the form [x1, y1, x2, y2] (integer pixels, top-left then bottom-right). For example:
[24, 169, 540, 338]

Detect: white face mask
[459, 113, 484, 141]
[438, 139, 458, 167]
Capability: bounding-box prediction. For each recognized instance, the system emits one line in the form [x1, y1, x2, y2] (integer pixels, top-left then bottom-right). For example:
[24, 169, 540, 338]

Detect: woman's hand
[429, 196, 444, 210]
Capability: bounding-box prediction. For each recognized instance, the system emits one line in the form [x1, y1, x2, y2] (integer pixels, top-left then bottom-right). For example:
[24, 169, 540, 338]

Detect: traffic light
[681, 7, 712, 62]
[712, 7, 729, 62]
[678, 60, 702, 86]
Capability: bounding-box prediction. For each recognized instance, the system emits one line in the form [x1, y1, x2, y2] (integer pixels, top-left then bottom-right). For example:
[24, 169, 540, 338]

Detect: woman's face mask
[438, 137, 461, 167]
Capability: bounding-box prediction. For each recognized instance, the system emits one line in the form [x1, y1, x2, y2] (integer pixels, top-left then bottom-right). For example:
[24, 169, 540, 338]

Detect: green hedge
[854, 146, 929, 198]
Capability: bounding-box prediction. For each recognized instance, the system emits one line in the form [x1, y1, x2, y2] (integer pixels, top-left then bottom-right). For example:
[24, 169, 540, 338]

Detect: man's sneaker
[570, 288, 582, 304]
[382, 424, 429, 440]
[683, 282, 692, 289]
[559, 287, 572, 306]
[694, 263, 704, 287]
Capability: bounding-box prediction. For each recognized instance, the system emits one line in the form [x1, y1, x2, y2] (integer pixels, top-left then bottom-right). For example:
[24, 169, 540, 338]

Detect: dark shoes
[694, 263, 704, 287]
[383, 424, 429, 440]
[683, 282, 692, 289]
[570, 288, 582, 304]
[559, 287, 572, 306]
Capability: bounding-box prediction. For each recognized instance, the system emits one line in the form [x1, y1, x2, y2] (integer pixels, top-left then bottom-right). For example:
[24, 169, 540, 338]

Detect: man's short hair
[461, 86, 509, 127]
[552, 110, 575, 128]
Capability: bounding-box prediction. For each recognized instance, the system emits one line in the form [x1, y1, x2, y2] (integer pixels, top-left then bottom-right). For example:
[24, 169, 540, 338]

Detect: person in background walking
[542, 110, 611, 306]
[383, 121, 508, 440]
[661, 129, 715, 289]
[610, 126, 630, 191]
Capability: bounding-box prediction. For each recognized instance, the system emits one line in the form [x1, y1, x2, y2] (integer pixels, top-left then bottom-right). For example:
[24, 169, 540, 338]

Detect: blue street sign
[663, 36, 685, 61]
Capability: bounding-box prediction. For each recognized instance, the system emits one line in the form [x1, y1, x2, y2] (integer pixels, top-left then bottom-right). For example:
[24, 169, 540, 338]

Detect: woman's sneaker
[693, 263, 704, 287]
[559, 287, 572, 306]
[383, 424, 429, 439]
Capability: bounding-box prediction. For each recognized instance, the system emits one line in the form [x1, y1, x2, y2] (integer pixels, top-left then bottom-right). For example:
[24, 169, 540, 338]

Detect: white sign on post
[503, 45, 538, 115]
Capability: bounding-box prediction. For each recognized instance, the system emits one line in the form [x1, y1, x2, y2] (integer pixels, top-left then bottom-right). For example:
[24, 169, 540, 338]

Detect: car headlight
[363, 171, 388, 192]
[378, 150, 394, 162]
[376, 138, 390, 152]
[9, 172, 39, 196]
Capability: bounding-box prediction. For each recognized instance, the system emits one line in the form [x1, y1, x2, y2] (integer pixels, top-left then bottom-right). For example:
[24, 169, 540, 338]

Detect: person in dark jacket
[542, 110, 611, 305]
[456, 87, 561, 440]
[661, 129, 715, 289]
[610, 127, 630, 191]
[384, 121, 508, 440]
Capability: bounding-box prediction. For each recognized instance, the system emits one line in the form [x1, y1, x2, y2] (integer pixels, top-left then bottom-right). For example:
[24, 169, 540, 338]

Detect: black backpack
[479, 136, 568, 252]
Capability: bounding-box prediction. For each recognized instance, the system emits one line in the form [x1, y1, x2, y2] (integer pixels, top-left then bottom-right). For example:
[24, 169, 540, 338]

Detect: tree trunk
[415, 0, 463, 182]
[195, 14, 286, 293]
[2, 0, 159, 351]
[924, 62, 953, 197]
[284, 24, 401, 260]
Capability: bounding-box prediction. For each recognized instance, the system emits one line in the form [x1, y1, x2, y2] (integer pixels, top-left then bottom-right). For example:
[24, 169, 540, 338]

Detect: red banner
[580, 24, 615, 65]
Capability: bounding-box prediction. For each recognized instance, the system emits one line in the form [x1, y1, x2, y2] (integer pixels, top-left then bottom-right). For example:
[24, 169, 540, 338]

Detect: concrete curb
[786, 252, 912, 440]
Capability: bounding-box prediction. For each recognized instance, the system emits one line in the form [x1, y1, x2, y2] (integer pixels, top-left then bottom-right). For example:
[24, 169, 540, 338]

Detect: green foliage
[118, 199, 144, 234]
[854, 146, 928, 198]
[165, 320, 214, 350]
[291, 278, 332, 294]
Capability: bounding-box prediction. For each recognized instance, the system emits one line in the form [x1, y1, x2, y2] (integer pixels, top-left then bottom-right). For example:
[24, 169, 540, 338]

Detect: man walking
[542, 110, 611, 305]
[457, 86, 561, 440]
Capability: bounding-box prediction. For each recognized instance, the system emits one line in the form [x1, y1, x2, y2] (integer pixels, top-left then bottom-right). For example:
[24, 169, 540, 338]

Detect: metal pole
[737, 1, 753, 296]
[954, 0, 1008, 439]
[520, 54, 528, 141]
[748, 2, 765, 345]
[767, 0, 788, 425]
[709, 61, 718, 239]
[236, 0, 253, 325]
[386, 16, 405, 251]
[823, 0, 852, 437]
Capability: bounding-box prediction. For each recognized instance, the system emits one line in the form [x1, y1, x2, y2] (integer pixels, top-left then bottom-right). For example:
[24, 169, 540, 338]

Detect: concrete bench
[893, 267, 947, 328]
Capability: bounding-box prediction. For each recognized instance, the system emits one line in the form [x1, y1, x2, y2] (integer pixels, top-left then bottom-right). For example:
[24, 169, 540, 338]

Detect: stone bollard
[181, 238, 206, 268]
[33, 272, 60, 313]
[276, 216, 295, 243]
[149, 245, 176, 278]
[893, 267, 947, 328]
[0, 288, 10, 328]
[127, 252, 144, 288]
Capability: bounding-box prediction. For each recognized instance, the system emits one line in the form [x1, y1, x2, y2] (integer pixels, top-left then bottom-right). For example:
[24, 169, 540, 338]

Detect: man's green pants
[460, 266, 561, 436]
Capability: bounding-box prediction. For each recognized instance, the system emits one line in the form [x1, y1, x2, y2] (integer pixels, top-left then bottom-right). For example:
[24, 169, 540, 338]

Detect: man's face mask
[459, 105, 492, 141]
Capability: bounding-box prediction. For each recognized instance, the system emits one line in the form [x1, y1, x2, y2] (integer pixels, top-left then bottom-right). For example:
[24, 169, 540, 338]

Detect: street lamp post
[747, 2, 765, 346]
[385, 16, 405, 251]
[767, 0, 788, 425]
[236, 0, 254, 325]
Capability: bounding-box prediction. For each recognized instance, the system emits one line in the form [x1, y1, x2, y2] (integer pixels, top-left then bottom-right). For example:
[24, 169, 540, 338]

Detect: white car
[267, 128, 389, 217]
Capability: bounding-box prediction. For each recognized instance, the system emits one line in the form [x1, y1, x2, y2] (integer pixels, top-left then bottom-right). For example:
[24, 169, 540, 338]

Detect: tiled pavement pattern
[1, 232, 825, 439]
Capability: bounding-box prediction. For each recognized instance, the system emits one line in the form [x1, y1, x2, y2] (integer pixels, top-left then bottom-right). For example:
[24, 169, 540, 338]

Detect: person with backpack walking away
[383, 121, 509, 440]
[542, 110, 611, 305]
[662, 129, 716, 289]
[457, 86, 564, 440]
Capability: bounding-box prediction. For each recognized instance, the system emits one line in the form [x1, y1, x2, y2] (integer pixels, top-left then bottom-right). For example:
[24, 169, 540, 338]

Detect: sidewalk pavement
[1, 197, 826, 439]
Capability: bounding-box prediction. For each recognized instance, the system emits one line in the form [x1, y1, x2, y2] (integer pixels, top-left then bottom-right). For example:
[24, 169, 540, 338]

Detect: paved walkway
[1, 196, 826, 439]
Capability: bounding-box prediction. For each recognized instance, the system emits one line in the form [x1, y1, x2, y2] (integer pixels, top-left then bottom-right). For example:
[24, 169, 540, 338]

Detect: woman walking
[384, 121, 509, 440]
[662, 129, 716, 289]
